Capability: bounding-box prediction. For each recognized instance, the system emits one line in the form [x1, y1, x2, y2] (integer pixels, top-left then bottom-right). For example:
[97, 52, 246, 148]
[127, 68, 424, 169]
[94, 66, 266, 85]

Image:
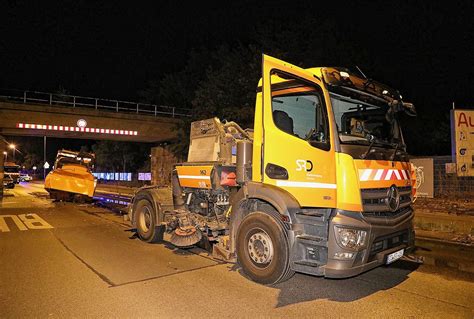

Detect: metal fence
[432, 156, 474, 197]
[93, 172, 151, 182]
[0, 88, 190, 118]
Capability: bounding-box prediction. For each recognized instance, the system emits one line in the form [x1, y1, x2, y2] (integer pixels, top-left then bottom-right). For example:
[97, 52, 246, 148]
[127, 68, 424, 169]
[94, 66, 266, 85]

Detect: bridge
[0, 89, 188, 143]
[0, 89, 189, 195]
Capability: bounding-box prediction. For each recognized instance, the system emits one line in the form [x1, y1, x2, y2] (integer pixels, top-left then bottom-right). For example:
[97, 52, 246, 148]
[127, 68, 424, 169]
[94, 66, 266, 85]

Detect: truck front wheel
[236, 211, 294, 285]
[134, 198, 163, 243]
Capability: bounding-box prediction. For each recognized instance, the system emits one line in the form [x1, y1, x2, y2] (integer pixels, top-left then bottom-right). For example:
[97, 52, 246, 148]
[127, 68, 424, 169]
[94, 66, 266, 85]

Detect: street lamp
[9, 144, 16, 162]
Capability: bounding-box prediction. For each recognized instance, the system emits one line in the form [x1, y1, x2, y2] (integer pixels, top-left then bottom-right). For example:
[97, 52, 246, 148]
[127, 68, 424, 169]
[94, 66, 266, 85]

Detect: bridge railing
[0, 88, 190, 118]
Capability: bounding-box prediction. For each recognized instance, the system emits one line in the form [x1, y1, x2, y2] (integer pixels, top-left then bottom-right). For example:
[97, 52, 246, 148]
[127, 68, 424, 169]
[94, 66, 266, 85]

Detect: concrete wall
[0, 137, 4, 198]
[0, 102, 180, 143]
[150, 146, 178, 186]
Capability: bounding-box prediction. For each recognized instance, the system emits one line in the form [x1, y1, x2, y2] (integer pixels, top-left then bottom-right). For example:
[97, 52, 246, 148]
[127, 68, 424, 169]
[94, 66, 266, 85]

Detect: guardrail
[0, 88, 190, 118]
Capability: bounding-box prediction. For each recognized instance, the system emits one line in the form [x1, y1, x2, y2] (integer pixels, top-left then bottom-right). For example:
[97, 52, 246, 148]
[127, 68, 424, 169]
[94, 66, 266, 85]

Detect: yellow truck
[128, 55, 418, 284]
[45, 149, 96, 202]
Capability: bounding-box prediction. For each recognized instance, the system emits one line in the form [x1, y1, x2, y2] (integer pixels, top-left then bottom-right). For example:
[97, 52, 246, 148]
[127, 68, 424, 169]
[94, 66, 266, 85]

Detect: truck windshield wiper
[360, 134, 376, 159]
[360, 135, 396, 159]
[390, 141, 406, 161]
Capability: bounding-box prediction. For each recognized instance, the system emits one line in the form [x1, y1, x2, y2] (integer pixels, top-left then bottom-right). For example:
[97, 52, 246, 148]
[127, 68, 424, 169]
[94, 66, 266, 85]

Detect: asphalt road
[1, 183, 473, 318]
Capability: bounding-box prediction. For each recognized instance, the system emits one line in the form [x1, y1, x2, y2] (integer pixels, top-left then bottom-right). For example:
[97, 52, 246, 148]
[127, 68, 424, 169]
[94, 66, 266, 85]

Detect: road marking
[0, 214, 53, 232]
[19, 214, 54, 229]
[0, 215, 28, 232]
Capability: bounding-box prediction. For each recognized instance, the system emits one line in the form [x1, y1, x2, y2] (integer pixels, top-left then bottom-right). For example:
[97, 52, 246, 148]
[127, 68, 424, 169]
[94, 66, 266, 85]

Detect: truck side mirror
[402, 102, 416, 117]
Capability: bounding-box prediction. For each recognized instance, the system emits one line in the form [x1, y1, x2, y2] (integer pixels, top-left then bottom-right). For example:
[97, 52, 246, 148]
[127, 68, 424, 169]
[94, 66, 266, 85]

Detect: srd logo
[296, 159, 313, 172]
[199, 170, 207, 175]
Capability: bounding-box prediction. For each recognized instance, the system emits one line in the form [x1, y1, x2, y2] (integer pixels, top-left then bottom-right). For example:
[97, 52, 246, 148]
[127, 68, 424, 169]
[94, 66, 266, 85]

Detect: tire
[73, 194, 86, 204]
[48, 190, 57, 200]
[236, 211, 294, 285]
[134, 198, 163, 243]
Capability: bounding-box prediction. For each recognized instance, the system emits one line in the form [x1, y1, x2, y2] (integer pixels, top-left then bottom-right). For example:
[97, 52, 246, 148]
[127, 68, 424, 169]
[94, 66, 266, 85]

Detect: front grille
[369, 230, 409, 256]
[363, 206, 412, 218]
[361, 186, 412, 214]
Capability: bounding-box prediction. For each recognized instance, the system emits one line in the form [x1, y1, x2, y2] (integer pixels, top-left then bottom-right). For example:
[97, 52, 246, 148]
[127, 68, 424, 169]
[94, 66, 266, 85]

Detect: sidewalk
[410, 197, 474, 273]
[413, 197, 474, 246]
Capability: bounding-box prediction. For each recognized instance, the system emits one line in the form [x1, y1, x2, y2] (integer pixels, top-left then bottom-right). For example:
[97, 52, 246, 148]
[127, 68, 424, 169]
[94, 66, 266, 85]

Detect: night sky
[1, 1, 473, 158]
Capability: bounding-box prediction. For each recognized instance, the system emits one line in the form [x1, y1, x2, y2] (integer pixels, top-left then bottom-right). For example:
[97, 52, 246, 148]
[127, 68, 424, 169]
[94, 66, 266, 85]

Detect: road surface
[1, 183, 473, 318]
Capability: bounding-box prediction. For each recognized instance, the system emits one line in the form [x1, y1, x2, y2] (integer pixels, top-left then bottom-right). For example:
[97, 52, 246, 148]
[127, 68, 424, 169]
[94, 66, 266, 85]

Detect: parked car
[19, 174, 33, 182]
[3, 174, 15, 189]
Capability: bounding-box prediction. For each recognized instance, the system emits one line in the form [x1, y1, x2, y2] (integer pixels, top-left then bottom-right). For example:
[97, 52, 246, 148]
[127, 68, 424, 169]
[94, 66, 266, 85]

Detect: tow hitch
[401, 254, 424, 264]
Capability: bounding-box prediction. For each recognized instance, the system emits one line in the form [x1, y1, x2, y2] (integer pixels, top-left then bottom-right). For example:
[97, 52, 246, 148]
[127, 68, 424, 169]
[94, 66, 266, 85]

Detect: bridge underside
[0, 102, 181, 143]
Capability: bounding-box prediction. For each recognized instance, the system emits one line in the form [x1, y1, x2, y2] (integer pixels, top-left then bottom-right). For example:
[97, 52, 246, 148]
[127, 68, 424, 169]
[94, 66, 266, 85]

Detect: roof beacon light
[340, 71, 350, 78]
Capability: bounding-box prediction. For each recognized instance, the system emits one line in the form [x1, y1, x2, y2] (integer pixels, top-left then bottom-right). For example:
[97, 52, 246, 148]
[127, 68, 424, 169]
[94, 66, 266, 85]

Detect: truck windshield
[330, 93, 400, 147]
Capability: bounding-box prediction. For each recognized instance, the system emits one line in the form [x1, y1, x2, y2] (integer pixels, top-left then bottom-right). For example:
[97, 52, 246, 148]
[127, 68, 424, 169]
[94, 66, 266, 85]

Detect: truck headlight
[335, 227, 367, 250]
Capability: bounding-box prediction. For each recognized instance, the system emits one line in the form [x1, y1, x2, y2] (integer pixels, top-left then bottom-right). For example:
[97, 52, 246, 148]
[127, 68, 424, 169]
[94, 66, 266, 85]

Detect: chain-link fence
[432, 156, 474, 198]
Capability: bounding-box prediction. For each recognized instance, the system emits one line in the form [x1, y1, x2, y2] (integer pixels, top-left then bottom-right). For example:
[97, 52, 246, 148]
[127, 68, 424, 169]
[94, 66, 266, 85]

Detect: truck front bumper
[324, 209, 415, 278]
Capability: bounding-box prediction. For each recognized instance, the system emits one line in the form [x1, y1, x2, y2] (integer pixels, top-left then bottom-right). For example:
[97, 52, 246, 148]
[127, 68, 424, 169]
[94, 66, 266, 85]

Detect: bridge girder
[0, 102, 181, 143]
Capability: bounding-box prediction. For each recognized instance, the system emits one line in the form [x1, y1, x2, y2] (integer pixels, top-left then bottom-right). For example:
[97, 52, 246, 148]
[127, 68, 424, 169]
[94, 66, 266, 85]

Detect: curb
[415, 235, 473, 248]
[414, 210, 474, 235]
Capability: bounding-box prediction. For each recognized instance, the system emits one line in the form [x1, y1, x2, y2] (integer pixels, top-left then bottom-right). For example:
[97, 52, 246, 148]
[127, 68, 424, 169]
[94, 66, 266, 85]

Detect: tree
[149, 44, 262, 158]
[22, 152, 41, 170]
[191, 44, 260, 129]
[138, 48, 215, 109]
[91, 141, 150, 173]
[140, 15, 452, 157]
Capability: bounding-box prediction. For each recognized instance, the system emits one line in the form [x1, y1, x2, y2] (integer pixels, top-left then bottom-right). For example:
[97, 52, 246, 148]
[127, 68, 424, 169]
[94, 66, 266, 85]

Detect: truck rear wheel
[134, 198, 163, 243]
[236, 211, 294, 285]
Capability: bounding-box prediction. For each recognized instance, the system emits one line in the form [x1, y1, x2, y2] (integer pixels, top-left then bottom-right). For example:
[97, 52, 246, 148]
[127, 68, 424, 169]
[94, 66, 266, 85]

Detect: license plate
[386, 249, 404, 264]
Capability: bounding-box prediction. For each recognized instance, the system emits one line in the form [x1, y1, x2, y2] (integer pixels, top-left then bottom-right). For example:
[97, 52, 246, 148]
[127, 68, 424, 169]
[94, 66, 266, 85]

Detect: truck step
[296, 234, 326, 245]
[292, 260, 325, 276]
[294, 260, 322, 267]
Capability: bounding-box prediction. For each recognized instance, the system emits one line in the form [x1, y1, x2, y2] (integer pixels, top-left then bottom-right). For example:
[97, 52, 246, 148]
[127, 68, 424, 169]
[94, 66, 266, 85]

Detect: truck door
[260, 55, 337, 208]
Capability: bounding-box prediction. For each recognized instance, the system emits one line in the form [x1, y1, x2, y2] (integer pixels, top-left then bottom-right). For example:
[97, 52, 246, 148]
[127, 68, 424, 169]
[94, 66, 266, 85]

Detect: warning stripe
[359, 169, 410, 182]
[178, 175, 211, 180]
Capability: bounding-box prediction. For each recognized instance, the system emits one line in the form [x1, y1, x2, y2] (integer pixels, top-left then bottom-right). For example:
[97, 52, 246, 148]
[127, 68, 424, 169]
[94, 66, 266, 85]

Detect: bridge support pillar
[0, 135, 4, 198]
[151, 145, 178, 186]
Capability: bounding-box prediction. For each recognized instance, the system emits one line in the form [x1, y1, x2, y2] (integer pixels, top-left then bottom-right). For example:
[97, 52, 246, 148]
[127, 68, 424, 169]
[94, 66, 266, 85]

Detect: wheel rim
[247, 229, 274, 267]
[138, 206, 152, 233]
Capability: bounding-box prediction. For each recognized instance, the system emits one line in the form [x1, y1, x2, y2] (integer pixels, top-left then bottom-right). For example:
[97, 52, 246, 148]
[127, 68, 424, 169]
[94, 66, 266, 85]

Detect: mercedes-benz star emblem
[387, 185, 400, 212]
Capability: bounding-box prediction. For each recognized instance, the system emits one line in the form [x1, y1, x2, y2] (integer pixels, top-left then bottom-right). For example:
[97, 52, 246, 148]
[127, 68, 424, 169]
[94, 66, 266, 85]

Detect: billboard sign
[451, 109, 474, 176]
[410, 158, 434, 198]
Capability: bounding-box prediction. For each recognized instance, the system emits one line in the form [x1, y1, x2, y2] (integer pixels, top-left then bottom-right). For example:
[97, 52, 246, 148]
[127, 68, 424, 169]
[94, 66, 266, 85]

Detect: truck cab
[251, 56, 416, 279]
[129, 55, 417, 284]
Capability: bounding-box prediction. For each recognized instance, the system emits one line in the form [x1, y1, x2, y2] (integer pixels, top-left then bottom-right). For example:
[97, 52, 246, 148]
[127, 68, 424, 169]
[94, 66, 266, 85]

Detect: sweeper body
[128, 55, 418, 284]
[45, 150, 96, 202]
